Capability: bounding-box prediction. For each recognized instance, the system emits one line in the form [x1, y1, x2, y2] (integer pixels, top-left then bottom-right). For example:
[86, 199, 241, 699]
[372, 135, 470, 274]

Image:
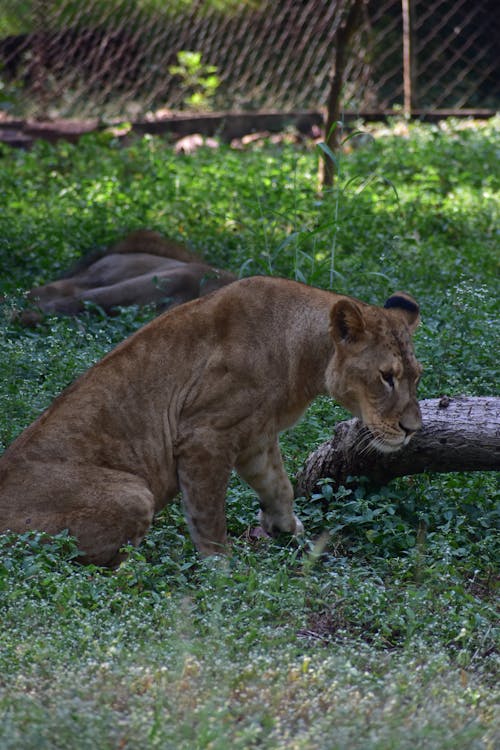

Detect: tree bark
[295, 396, 500, 497]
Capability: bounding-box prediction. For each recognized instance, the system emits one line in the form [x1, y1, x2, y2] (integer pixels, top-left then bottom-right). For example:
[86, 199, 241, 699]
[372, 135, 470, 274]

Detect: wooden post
[320, 0, 365, 188]
[402, 0, 417, 115]
[32, 0, 50, 117]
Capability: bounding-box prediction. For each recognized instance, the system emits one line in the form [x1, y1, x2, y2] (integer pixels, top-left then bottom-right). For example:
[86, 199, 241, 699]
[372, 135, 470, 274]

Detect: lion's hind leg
[61, 469, 156, 567]
[0, 463, 156, 568]
[74, 481, 156, 568]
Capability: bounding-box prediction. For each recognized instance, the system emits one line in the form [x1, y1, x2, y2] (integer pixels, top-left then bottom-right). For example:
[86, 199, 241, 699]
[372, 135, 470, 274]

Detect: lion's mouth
[363, 426, 408, 455]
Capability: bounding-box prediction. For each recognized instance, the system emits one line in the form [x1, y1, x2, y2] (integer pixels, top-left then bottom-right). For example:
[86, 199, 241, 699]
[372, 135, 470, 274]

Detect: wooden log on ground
[295, 396, 500, 497]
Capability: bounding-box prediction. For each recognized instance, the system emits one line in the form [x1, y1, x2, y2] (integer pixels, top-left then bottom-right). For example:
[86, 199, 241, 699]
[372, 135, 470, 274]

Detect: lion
[19, 229, 236, 324]
[0, 277, 422, 566]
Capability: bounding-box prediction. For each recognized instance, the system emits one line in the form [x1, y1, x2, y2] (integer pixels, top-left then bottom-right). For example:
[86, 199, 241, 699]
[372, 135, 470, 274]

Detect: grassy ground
[0, 118, 499, 749]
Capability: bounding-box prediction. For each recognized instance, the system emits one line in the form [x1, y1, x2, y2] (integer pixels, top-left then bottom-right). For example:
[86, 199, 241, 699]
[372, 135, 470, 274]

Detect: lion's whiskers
[355, 427, 379, 457]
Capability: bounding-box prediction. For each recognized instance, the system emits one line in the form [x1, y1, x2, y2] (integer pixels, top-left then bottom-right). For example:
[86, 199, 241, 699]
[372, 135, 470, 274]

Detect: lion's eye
[380, 371, 395, 388]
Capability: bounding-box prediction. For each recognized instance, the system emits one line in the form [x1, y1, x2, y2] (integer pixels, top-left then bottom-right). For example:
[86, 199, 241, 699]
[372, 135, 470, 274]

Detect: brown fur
[20, 229, 236, 324]
[0, 277, 422, 565]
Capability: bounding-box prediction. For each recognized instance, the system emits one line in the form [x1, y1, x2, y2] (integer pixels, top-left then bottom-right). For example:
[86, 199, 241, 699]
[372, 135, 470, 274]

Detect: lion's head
[326, 292, 422, 453]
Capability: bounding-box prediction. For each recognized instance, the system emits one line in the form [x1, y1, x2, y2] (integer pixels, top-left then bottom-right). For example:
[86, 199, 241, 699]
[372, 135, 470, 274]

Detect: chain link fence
[0, 0, 498, 120]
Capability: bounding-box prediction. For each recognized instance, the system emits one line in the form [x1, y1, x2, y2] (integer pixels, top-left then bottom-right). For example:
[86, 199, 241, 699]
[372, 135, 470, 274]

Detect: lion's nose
[399, 422, 417, 442]
[399, 405, 423, 438]
[400, 423, 415, 435]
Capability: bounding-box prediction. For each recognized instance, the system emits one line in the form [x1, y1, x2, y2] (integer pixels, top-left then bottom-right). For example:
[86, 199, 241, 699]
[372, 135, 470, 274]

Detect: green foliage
[169, 50, 220, 110]
[0, 117, 499, 748]
[302, 474, 499, 565]
[0, 1, 33, 34]
[0, 66, 23, 114]
[0, 0, 257, 35]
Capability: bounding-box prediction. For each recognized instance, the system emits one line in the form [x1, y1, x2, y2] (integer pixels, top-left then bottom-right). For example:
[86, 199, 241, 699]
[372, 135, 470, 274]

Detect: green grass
[0, 117, 499, 749]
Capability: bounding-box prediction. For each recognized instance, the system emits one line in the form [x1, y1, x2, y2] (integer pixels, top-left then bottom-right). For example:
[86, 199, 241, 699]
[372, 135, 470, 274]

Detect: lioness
[0, 277, 422, 566]
[20, 229, 236, 323]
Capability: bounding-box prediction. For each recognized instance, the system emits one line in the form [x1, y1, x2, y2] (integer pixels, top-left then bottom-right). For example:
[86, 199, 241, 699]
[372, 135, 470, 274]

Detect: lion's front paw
[293, 515, 305, 535]
[259, 511, 304, 537]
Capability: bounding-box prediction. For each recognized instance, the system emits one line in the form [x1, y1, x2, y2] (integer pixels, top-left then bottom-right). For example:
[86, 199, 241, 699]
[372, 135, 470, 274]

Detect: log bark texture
[296, 396, 500, 497]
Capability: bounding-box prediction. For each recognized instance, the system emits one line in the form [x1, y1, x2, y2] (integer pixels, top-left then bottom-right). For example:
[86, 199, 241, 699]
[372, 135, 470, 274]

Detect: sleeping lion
[20, 229, 236, 324]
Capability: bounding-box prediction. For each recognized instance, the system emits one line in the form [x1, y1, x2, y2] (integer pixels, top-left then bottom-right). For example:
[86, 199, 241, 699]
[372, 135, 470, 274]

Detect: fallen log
[295, 396, 500, 497]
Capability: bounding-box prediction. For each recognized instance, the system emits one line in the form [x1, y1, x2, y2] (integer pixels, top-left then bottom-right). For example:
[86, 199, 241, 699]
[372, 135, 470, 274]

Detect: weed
[169, 50, 220, 110]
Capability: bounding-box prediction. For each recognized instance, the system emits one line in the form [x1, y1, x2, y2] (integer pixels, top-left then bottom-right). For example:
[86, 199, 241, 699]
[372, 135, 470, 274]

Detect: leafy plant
[168, 50, 220, 110]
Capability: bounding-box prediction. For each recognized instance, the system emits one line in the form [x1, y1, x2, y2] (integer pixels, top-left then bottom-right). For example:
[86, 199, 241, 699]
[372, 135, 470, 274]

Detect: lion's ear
[384, 292, 420, 333]
[330, 299, 366, 344]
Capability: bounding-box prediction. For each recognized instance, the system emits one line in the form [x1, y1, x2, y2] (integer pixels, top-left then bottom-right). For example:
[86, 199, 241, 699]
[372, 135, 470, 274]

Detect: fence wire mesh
[0, 0, 498, 120]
